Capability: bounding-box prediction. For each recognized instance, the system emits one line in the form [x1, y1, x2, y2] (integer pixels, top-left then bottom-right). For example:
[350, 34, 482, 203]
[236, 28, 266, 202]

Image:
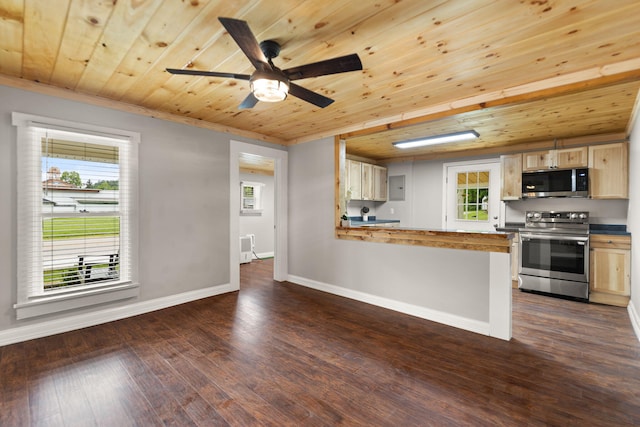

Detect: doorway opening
[230, 141, 288, 290]
[239, 153, 275, 264]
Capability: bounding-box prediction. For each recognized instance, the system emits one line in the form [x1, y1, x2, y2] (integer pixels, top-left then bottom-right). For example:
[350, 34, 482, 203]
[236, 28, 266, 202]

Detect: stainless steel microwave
[522, 168, 588, 198]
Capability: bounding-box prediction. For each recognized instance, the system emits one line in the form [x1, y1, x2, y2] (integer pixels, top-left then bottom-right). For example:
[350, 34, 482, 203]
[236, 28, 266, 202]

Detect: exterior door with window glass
[445, 162, 500, 231]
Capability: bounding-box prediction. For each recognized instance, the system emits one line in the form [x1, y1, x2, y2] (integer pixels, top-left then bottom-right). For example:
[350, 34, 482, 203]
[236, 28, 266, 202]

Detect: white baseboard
[0, 283, 235, 347]
[628, 300, 640, 342]
[287, 275, 490, 337]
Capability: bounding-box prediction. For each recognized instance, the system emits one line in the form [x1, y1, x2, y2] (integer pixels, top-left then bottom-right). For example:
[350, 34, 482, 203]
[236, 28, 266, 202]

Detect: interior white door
[445, 161, 501, 231]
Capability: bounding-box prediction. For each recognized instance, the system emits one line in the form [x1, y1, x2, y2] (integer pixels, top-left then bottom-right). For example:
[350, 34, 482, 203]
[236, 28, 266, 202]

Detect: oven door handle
[520, 233, 589, 243]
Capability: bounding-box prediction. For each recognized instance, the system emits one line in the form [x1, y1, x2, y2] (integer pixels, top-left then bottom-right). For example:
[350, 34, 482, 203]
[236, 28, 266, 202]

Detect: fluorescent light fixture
[393, 130, 479, 149]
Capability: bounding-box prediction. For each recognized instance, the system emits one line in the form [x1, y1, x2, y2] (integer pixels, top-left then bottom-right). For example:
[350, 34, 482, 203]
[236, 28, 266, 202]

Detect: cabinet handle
[608, 240, 613, 244]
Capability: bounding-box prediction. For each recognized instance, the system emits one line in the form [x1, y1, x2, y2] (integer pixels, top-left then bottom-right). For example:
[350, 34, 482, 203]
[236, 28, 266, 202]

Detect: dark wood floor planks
[1, 258, 640, 426]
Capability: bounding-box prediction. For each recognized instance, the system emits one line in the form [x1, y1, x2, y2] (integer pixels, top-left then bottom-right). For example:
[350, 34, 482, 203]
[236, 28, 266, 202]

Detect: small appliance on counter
[518, 211, 589, 301]
[361, 206, 370, 221]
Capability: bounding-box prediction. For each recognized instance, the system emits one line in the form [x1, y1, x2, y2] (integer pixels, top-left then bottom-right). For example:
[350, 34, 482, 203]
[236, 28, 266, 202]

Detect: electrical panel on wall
[389, 175, 405, 201]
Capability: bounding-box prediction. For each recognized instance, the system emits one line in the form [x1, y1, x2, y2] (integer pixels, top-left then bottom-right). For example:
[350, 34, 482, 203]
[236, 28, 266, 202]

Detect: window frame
[455, 170, 490, 222]
[12, 112, 140, 320]
[240, 181, 264, 215]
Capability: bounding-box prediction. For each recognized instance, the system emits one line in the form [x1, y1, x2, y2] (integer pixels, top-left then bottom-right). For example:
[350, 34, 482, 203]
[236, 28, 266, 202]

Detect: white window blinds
[13, 113, 139, 318]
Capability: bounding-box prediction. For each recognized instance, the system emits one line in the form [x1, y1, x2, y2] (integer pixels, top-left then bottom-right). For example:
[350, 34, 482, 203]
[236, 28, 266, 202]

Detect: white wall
[288, 138, 494, 329]
[0, 84, 270, 336]
[239, 172, 274, 258]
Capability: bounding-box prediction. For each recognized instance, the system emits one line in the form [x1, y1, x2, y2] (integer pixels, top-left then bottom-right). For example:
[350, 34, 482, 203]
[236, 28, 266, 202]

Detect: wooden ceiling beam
[329, 57, 640, 142]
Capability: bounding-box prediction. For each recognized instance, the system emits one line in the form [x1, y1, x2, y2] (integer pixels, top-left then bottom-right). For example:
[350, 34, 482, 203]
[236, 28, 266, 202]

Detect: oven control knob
[526, 212, 534, 219]
[570, 213, 578, 219]
[579, 213, 587, 220]
[533, 212, 541, 219]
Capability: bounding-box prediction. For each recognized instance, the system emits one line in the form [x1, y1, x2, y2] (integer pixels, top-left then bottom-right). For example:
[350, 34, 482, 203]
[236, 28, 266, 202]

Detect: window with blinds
[240, 181, 264, 214]
[13, 112, 139, 319]
[41, 134, 123, 290]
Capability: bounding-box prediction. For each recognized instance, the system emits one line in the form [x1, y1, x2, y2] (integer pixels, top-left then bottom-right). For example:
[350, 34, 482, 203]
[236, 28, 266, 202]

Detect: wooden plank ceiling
[1, 0, 639, 161]
[239, 152, 274, 176]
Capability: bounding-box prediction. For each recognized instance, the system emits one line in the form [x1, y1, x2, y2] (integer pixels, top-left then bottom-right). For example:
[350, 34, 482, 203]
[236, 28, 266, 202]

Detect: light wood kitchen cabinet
[346, 160, 387, 201]
[361, 162, 374, 200]
[556, 147, 588, 169]
[522, 146, 588, 171]
[588, 142, 628, 199]
[589, 234, 631, 307]
[373, 165, 387, 201]
[346, 159, 362, 200]
[500, 154, 522, 200]
[522, 150, 553, 171]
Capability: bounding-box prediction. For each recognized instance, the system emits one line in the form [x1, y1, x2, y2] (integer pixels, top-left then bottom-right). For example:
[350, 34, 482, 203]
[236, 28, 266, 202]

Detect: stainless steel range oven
[518, 211, 589, 300]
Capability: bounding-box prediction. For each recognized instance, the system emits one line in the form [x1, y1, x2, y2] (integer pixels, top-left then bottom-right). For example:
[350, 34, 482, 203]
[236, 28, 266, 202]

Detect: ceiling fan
[166, 17, 363, 109]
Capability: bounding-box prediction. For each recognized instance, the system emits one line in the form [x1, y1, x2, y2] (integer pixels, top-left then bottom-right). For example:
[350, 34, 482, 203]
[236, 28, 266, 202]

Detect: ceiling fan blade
[166, 68, 251, 80]
[239, 92, 259, 109]
[288, 83, 334, 108]
[284, 54, 363, 81]
[218, 17, 271, 71]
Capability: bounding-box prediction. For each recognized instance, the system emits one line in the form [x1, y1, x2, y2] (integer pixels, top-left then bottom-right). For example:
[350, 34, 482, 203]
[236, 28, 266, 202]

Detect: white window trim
[240, 181, 265, 215]
[12, 112, 140, 320]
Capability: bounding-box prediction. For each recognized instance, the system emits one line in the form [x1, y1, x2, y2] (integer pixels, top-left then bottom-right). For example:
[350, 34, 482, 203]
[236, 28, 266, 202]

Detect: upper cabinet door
[361, 162, 374, 200]
[373, 165, 387, 201]
[523, 147, 588, 171]
[556, 146, 588, 169]
[589, 142, 628, 199]
[346, 159, 362, 200]
[500, 154, 522, 200]
[522, 150, 554, 171]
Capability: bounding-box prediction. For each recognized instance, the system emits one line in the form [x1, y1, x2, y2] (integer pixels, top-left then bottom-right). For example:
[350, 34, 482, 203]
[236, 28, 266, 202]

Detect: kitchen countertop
[495, 222, 524, 233]
[348, 216, 401, 226]
[589, 224, 630, 235]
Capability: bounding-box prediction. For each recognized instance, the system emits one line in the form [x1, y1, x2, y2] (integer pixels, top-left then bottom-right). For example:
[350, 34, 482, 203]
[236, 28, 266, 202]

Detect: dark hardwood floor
[2, 258, 640, 426]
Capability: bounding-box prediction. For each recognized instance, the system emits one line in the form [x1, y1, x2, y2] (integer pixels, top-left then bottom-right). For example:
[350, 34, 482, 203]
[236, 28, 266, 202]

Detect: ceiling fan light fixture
[251, 76, 289, 102]
[168, 18, 363, 109]
[393, 130, 479, 149]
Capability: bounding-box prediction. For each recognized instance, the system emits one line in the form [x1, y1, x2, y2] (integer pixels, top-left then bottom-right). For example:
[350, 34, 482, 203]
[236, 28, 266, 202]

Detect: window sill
[14, 282, 139, 320]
